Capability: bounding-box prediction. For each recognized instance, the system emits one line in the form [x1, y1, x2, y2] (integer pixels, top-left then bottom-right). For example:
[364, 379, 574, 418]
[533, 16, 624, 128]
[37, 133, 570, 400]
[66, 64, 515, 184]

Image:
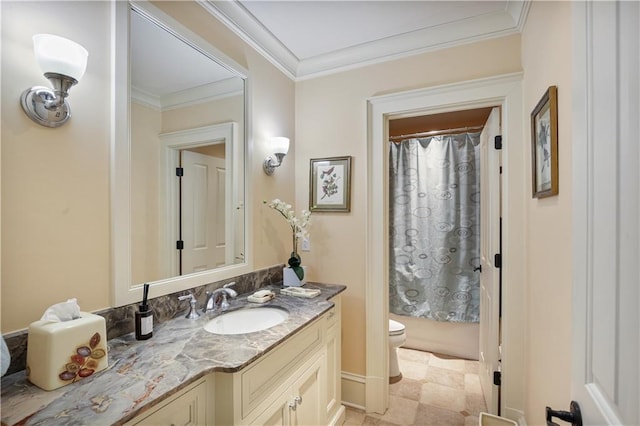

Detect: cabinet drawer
[241, 317, 323, 418]
[128, 379, 206, 426]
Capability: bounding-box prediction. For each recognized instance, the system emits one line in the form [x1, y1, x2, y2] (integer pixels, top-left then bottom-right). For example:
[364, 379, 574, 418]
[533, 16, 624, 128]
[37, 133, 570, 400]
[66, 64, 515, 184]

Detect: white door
[571, 1, 639, 425]
[478, 107, 502, 414]
[181, 150, 226, 273]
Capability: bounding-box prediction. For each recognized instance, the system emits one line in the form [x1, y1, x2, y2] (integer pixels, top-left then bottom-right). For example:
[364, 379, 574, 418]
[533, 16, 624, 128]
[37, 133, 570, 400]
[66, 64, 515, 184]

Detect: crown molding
[161, 78, 243, 111]
[132, 78, 243, 111]
[296, 11, 520, 80]
[131, 87, 161, 110]
[199, 0, 298, 80]
[200, 0, 529, 81]
[506, 0, 531, 32]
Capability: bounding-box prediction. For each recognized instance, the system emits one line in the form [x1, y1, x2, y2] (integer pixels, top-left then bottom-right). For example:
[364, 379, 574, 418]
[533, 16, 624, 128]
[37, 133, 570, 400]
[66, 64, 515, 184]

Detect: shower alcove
[388, 106, 496, 361]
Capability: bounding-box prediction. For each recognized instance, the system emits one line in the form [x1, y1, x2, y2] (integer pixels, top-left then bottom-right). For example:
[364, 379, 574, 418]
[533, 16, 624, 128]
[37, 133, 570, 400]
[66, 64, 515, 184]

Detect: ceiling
[130, 1, 529, 105]
[201, 0, 529, 80]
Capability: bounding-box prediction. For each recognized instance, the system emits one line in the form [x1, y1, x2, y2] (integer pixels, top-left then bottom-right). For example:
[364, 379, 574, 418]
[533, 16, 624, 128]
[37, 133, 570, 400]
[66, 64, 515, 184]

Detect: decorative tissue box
[26, 312, 108, 391]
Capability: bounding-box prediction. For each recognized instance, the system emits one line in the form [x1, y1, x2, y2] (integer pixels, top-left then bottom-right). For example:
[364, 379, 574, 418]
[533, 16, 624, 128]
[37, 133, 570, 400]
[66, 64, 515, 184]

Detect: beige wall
[521, 2, 573, 424]
[1, 1, 295, 333]
[2, 1, 112, 333]
[131, 102, 162, 284]
[161, 94, 244, 134]
[294, 35, 522, 377]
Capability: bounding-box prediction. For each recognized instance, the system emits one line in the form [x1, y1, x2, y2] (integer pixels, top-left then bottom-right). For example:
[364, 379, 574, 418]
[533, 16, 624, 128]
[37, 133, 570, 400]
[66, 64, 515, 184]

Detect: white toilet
[478, 413, 518, 426]
[388, 319, 406, 383]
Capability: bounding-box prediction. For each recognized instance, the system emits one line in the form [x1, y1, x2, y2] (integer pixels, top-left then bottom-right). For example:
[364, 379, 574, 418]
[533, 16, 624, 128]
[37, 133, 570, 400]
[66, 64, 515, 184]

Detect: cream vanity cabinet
[324, 296, 342, 425]
[248, 351, 325, 425]
[248, 296, 342, 426]
[125, 378, 207, 426]
[212, 296, 343, 425]
[124, 295, 342, 426]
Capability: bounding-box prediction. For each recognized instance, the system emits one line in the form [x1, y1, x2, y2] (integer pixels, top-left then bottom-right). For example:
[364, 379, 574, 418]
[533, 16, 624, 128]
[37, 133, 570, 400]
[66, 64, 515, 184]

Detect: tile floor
[344, 347, 487, 426]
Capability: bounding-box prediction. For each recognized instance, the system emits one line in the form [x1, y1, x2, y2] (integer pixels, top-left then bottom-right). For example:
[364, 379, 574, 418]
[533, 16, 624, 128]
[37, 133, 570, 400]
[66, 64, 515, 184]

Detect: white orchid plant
[264, 199, 311, 280]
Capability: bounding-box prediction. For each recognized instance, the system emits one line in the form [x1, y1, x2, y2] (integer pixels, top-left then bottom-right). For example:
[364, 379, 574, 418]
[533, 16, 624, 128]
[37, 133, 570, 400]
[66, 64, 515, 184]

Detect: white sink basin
[204, 307, 289, 335]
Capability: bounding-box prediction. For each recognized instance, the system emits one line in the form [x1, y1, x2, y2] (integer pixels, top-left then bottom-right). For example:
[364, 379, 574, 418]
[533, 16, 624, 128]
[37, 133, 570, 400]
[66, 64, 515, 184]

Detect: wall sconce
[20, 34, 88, 128]
[263, 137, 290, 175]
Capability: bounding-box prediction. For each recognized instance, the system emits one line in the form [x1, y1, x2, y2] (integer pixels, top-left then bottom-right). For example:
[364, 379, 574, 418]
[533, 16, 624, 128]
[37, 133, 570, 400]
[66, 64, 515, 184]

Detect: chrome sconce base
[263, 153, 286, 175]
[20, 73, 77, 128]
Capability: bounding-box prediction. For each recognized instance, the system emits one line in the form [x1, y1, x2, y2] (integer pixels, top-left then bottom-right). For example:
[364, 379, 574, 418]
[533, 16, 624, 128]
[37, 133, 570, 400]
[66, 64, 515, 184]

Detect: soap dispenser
[135, 283, 153, 340]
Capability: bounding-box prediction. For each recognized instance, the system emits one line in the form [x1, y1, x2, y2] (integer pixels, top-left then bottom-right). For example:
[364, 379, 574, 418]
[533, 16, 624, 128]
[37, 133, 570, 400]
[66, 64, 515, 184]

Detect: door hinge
[176, 240, 184, 250]
[494, 253, 502, 268]
[493, 371, 502, 386]
[499, 166, 503, 174]
[494, 135, 503, 150]
[176, 167, 184, 177]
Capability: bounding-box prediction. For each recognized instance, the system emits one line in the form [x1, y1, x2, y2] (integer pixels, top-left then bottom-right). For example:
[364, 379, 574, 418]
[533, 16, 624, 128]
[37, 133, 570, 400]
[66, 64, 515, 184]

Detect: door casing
[366, 73, 526, 421]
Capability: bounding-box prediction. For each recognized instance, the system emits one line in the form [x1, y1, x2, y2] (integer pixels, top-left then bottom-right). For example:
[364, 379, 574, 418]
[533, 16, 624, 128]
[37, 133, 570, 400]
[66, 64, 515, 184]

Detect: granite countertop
[1, 282, 345, 426]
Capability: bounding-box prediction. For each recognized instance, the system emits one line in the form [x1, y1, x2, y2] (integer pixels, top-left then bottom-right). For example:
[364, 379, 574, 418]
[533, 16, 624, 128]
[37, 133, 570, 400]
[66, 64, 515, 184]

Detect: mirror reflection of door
[179, 145, 226, 274]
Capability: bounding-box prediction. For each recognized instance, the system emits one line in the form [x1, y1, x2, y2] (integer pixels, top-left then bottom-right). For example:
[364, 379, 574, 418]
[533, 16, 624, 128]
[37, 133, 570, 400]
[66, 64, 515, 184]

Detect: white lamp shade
[33, 34, 88, 81]
[270, 137, 290, 155]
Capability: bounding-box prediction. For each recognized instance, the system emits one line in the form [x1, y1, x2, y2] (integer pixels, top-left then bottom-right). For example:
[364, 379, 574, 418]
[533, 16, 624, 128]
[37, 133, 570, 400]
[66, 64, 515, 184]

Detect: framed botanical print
[309, 156, 352, 212]
[531, 85, 559, 198]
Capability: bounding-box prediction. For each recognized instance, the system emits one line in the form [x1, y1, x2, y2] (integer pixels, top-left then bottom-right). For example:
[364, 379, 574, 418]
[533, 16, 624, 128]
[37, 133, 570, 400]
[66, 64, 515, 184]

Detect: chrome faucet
[202, 282, 237, 314]
[178, 293, 200, 319]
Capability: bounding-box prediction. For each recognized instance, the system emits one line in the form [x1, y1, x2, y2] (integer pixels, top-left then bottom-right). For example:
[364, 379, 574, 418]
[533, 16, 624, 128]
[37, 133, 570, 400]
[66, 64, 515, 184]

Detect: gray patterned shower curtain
[388, 132, 481, 323]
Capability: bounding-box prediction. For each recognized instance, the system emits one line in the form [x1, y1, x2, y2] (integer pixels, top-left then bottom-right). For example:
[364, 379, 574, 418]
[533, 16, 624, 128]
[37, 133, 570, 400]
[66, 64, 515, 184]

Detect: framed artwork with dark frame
[531, 85, 559, 198]
[309, 156, 352, 212]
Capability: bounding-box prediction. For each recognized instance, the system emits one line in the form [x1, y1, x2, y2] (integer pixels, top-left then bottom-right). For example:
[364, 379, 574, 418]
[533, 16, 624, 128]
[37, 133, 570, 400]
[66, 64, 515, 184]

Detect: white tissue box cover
[27, 312, 108, 391]
[283, 266, 307, 287]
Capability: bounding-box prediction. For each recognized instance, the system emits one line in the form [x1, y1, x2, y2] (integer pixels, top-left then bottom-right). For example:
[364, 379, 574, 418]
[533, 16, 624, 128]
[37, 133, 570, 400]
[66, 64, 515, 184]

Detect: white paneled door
[479, 107, 502, 415]
[181, 150, 227, 274]
[571, 1, 639, 425]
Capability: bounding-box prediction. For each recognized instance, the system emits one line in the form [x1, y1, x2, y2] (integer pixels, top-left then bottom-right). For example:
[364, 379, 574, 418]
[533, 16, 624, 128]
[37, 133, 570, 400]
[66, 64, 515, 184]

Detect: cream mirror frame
[112, 1, 252, 307]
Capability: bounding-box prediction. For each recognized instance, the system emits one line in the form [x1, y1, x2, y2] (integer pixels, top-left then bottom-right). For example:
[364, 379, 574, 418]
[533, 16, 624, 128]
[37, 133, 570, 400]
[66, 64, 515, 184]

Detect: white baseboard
[341, 371, 390, 414]
[328, 404, 346, 425]
[342, 400, 366, 411]
[341, 371, 366, 383]
[341, 371, 366, 410]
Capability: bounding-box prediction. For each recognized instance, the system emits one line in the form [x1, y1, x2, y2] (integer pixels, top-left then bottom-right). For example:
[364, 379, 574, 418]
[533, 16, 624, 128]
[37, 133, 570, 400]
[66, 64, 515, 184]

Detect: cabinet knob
[289, 396, 303, 411]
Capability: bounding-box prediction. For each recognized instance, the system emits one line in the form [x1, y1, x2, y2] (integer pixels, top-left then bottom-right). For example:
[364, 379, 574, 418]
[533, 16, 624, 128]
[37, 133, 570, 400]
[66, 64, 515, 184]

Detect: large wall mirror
[112, 1, 251, 306]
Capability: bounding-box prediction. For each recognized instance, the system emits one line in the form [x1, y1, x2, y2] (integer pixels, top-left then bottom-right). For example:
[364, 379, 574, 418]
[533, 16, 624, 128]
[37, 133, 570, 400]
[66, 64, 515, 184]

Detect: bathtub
[390, 313, 479, 360]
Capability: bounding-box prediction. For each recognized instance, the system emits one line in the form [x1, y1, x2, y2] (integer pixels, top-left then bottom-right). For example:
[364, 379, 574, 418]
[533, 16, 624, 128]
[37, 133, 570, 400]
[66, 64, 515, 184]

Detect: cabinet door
[290, 354, 326, 426]
[252, 400, 289, 426]
[248, 389, 291, 426]
[132, 381, 206, 426]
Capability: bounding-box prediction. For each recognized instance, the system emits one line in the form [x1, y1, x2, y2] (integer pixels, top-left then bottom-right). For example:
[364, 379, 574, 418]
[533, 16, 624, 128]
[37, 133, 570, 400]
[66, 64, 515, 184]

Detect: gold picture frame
[531, 85, 559, 198]
[309, 156, 352, 212]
